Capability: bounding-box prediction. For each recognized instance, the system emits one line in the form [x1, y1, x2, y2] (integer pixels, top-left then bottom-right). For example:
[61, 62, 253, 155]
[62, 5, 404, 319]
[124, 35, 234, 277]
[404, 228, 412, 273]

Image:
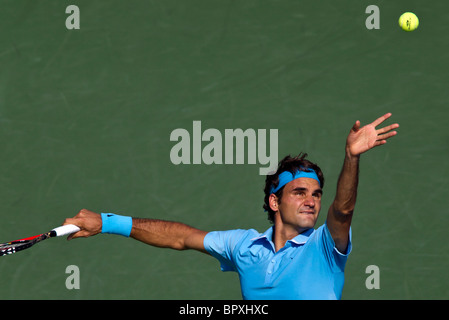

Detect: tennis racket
[0, 224, 80, 256]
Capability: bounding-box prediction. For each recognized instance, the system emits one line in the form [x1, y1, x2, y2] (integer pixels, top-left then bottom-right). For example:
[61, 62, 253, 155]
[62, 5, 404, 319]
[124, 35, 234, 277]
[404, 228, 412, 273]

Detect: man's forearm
[332, 150, 360, 215]
[326, 150, 359, 253]
[131, 218, 207, 251]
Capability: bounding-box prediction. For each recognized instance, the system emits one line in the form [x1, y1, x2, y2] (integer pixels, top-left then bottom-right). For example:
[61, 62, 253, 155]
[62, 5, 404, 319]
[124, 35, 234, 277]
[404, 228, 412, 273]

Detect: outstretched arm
[63, 209, 208, 253]
[326, 113, 399, 253]
[131, 218, 208, 252]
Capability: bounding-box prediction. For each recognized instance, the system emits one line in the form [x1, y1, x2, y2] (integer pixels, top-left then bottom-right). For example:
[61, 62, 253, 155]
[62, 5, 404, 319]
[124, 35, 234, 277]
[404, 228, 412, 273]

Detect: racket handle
[52, 224, 81, 237]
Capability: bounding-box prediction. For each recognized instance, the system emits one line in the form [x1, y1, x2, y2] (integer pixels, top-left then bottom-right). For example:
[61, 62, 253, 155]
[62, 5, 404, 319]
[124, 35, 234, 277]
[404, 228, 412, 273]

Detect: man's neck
[272, 224, 307, 252]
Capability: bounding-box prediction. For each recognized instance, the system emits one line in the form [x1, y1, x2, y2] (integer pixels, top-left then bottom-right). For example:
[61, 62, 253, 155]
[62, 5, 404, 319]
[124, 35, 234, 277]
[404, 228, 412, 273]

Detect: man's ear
[269, 193, 279, 212]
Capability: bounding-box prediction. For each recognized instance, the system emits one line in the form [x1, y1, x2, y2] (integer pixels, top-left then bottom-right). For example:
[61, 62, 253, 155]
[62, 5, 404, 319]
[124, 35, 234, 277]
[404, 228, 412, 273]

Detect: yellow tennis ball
[399, 12, 419, 31]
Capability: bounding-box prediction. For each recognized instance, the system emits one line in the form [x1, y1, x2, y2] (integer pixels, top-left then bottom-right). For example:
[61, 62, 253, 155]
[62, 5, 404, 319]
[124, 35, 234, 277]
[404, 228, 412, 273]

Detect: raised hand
[346, 113, 399, 157]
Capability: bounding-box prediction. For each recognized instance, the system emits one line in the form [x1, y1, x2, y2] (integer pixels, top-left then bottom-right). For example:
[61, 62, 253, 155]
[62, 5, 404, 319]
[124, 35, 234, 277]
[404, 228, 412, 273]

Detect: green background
[0, 0, 448, 299]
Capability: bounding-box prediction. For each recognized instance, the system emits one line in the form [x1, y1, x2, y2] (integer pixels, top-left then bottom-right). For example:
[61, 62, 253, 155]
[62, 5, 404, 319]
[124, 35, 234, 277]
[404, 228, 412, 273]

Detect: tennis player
[63, 113, 399, 300]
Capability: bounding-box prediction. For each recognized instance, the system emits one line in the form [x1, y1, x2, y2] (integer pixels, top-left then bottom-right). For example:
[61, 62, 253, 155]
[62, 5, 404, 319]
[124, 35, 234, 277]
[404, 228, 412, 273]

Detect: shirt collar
[250, 226, 314, 246]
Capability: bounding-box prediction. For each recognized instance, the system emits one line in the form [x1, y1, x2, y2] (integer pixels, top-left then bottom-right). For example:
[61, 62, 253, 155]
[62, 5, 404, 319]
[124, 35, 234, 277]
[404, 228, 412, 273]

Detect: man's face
[274, 177, 322, 233]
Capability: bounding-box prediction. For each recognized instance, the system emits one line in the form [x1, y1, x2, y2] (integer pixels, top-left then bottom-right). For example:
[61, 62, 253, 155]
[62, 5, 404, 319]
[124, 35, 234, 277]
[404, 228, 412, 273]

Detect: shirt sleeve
[319, 223, 352, 273]
[203, 229, 249, 272]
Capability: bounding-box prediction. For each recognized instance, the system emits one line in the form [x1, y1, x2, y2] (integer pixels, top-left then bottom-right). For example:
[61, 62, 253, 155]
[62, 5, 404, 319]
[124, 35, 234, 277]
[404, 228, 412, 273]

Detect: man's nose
[304, 196, 315, 207]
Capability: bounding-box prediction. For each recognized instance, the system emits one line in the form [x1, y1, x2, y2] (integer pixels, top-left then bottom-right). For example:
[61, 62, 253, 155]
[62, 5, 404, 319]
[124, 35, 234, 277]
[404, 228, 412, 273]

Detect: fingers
[373, 128, 398, 149]
[376, 119, 399, 142]
[67, 229, 92, 241]
[62, 209, 102, 241]
[372, 113, 399, 143]
[62, 217, 83, 240]
[377, 130, 398, 141]
[351, 120, 361, 132]
[377, 123, 400, 134]
[371, 113, 392, 127]
[373, 140, 387, 148]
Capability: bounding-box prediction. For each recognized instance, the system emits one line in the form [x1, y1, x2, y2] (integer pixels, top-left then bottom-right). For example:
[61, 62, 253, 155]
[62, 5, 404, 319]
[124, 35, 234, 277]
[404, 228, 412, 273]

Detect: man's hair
[263, 153, 325, 224]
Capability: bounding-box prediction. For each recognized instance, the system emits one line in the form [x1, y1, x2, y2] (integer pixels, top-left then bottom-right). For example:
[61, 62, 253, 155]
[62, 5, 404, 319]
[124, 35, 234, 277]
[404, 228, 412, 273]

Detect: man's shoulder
[204, 227, 268, 249]
[206, 228, 262, 240]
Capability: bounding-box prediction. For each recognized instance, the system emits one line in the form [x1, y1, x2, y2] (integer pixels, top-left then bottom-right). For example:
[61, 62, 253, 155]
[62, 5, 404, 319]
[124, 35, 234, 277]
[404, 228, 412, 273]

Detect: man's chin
[297, 213, 318, 228]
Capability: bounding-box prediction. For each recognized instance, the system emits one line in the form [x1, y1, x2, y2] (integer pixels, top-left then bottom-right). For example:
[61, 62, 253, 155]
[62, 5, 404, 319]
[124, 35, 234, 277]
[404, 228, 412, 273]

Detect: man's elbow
[171, 239, 189, 251]
[331, 202, 354, 220]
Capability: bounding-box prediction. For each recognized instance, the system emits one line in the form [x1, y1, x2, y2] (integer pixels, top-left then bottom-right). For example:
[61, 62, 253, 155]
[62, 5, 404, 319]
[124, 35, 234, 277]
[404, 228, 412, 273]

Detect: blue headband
[270, 168, 321, 194]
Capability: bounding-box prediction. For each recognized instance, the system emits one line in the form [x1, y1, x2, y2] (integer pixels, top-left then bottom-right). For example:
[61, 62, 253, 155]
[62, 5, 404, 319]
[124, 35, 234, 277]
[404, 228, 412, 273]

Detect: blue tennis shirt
[203, 223, 351, 300]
